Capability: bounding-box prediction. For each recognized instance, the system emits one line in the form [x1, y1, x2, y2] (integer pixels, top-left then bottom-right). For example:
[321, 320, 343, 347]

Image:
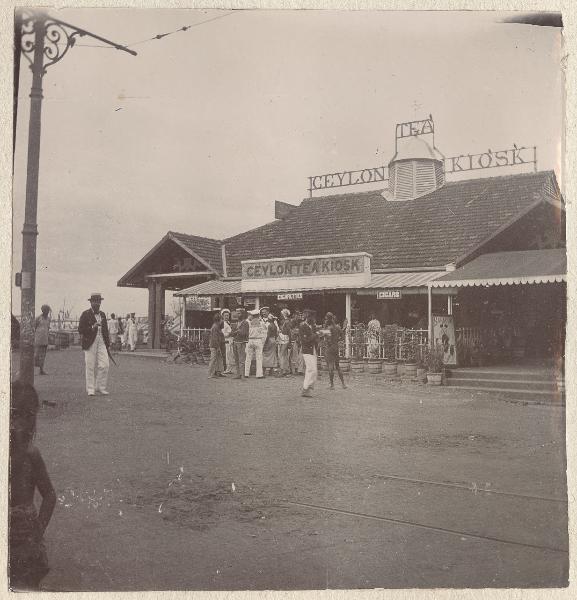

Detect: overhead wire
[51, 11, 236, 51]
[126, 11, 236, 48]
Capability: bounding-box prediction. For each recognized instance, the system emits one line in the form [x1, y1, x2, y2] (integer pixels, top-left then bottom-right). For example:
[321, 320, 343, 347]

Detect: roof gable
[168, 232, 223, 274]
[118, 232, 223, 288]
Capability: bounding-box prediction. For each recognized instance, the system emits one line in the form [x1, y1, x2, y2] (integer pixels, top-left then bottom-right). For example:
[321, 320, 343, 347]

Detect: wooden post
[428, 285, 433, 347]
[447, 295, 453, 316]
[154, 281, 163, 349]
[345, 292, 351, 358]
[255, 296, 260, 311]
[147, 280, 155, 349]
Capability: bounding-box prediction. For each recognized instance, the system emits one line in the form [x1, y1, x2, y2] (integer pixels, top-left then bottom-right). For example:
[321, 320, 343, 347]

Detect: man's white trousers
[303, 351, 318, 390]
[245, 339, 264, 377]
[84, 334, 109, 394]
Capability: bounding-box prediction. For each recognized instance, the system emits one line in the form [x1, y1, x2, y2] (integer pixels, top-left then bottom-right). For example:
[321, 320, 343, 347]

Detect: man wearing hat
[231, 308, 249, 379]
[245, 309, 266, 378]
[221, 309, 234, 374]
[78, 293, 111, 396]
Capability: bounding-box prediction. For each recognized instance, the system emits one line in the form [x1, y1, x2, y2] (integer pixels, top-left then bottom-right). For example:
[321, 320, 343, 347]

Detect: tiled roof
[169, 231, 223, 274]
[221, 170, 560, 277]
[432, 248, 566, 287]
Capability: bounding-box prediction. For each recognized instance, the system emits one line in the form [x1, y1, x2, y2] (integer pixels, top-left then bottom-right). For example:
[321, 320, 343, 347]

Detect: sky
[11, 9, 564, 319]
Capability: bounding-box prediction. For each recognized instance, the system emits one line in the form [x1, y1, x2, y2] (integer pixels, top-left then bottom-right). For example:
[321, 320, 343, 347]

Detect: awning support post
[345, 292, 351, 358]
[428, 285, 433, 347]
[147, 280, 155, 349]
[447, 294, 453, 316]
[255, 296, 260, 311]
[180, 296, 184, 339]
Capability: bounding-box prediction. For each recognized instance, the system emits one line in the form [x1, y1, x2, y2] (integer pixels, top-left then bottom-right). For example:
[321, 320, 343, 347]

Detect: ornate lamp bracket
[20, 12, 86, 74]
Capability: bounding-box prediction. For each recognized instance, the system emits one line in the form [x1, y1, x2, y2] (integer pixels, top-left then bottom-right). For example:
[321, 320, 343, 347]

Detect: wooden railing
[179, 325, 508, 360]
[317, 326, 429, 360]
[455, 327, 483, 346]
[181, 328, 211, 343]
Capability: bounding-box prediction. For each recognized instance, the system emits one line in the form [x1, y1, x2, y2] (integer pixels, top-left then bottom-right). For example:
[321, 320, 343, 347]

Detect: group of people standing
[208, 306, 347, 397]
[107, 312, 138, 352]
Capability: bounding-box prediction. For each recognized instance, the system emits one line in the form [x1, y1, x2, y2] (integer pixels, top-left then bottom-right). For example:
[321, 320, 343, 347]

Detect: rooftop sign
[308, 147, 537, 195]
[308, 167, 387, 194]
[307, 115, 540, 196]
[395, 116, 434, 139]
[444, 145, 537, 174]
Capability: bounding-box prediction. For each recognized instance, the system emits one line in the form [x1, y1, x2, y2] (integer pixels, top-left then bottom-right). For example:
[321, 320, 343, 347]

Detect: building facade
[118, 120, 566, 360]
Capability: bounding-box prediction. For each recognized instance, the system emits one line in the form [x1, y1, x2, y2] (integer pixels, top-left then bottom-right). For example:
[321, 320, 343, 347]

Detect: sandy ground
[11, 348, 568, 591]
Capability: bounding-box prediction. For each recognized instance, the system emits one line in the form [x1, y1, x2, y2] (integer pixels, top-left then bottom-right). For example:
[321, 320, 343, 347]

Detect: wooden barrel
[367, 359, 382, 374]
[350, 359, 365, 373]
[404, 363, 417, 378]
[383, 362, 397, 377]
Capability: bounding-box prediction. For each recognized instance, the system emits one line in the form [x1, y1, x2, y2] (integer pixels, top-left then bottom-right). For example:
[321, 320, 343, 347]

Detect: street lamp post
[16, 10, 136, 383]
[18, 15, 45, 384]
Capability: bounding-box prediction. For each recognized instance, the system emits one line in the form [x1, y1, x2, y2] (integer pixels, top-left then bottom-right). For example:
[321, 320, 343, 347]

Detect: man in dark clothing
[232, 308, 249, 379]
[299, 309, 319, 397]
[208, 313, 225, 378]
[78, 293, 110, 396]
[11, 314, 20, 349]
[324, 312, 347, 389]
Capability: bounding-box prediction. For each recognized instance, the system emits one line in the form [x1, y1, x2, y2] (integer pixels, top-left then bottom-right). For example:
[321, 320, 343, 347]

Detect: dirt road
[16, 348, 568, 590]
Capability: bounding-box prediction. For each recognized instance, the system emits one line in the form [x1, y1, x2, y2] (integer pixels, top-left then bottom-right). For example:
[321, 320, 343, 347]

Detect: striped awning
[175, 270, 444, 297]
[431, 249, 567, 288]
[364, 271, 445, 288]
[175, 279, 241, 297]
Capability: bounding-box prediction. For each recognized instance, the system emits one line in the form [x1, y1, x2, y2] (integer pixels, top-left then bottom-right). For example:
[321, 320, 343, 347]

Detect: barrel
[367, 359, 382, 374]
[383, 361, 397, 377]
[350, 359, 365, 373]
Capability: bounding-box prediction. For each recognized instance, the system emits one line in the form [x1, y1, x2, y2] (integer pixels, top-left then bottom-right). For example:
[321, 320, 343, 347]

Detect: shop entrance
[353, 291, 447, 328]
[453, 283, 566, 362]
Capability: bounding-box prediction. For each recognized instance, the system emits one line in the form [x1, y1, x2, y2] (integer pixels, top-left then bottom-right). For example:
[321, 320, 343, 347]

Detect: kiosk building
[118, 118, 566, 358]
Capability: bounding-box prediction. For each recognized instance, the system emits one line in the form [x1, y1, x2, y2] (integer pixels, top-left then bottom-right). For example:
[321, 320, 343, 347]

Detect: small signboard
[244, 297, 257, 310]
[278, 293, 303, 301]
[377, 290, 401, 299]
[185, 296, 212, 311]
